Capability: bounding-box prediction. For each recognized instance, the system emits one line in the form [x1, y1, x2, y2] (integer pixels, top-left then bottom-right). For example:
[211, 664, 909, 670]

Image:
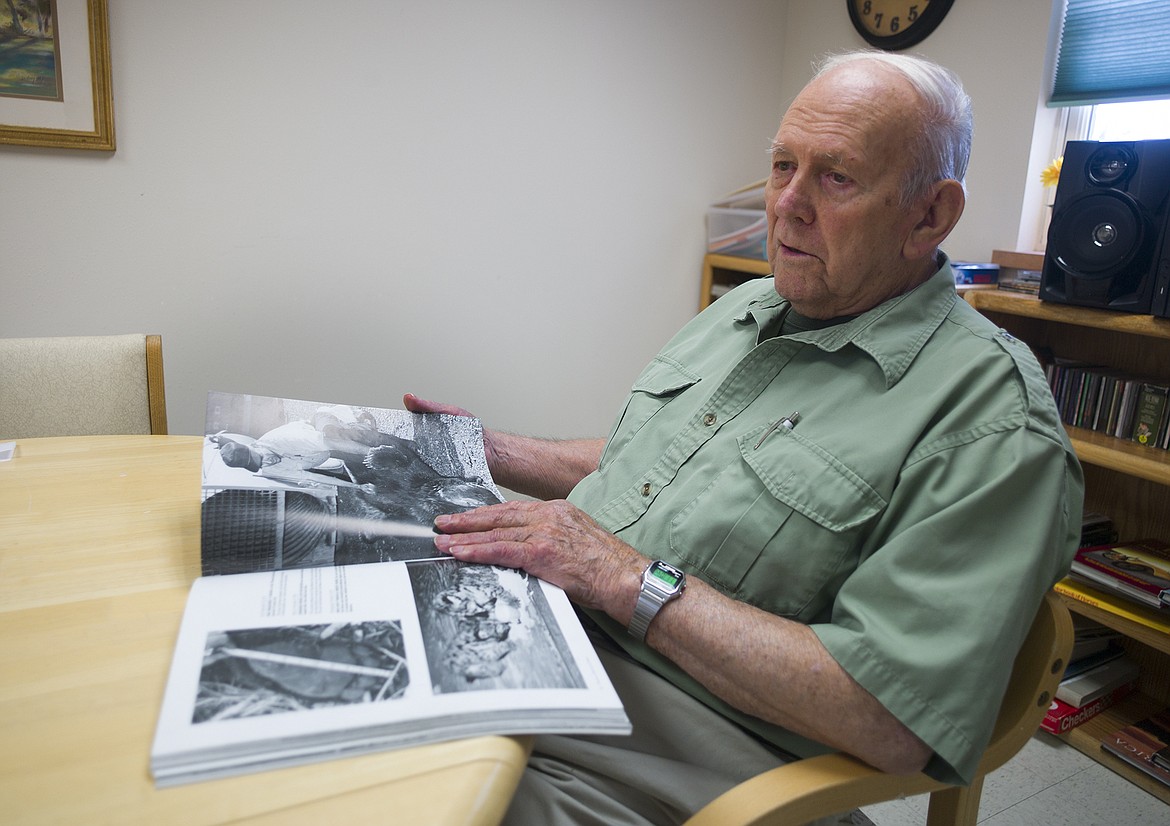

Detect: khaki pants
[502, 646, 854, 826]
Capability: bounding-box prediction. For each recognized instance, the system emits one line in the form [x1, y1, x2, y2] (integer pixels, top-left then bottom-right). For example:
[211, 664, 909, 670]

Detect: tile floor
[858, 731, 1169, 825]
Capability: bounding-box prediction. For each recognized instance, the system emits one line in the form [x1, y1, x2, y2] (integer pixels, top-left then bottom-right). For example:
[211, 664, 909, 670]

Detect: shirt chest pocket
[669, 430, 886, 620]
[599, 356, 700, 470]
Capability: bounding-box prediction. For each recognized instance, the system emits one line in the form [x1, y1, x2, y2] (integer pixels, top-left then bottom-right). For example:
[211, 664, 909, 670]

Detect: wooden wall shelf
[965, 289, 1170, 341]
[965, 277, 1170, 805]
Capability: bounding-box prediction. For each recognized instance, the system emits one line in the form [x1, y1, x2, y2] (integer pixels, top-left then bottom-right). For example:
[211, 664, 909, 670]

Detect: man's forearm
[624, 574, 933, 775]
[487, 431, 605, 500]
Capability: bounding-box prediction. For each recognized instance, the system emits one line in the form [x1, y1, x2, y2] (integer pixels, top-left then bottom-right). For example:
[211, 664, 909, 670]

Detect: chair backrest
[685, 590, 1074, 826]
[0, 334, 168, 439]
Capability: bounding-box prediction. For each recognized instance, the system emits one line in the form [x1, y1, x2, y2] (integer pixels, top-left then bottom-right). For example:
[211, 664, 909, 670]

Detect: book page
[200, 392, 504, 574]
[151, 557, 628, 785]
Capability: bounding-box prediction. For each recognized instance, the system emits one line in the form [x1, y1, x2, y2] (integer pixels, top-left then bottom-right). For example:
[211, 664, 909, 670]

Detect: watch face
[650, 565, 682, 588]
[647, 561, 685, 593]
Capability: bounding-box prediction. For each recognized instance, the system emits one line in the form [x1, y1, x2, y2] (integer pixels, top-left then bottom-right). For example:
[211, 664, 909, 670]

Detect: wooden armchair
[0, 334, 168, 438]
[685, 590, 1074, 826]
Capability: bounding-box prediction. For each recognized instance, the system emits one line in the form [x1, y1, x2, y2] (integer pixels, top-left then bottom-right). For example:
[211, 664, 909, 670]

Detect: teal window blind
[1049, 0, 1170, 106]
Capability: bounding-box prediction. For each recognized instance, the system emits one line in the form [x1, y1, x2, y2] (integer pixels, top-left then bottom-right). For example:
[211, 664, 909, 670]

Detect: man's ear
[903, 179, 966, 260]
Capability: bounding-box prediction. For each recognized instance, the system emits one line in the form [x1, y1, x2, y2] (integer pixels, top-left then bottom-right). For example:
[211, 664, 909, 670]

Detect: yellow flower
[1040, 156, 1063, 188]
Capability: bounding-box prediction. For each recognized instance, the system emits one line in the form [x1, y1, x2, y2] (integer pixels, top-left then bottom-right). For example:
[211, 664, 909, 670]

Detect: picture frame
[0, 0, 114, 151]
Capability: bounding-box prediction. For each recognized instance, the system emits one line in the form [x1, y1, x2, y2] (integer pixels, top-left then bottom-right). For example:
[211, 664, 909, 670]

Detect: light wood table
[0, 435, 531, 825]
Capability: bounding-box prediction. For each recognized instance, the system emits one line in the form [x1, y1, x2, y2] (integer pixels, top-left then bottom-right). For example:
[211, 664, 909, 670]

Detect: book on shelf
[1061, 643, 1125, 680]
[1070, 613, 1123, 661]
[1071, 539, 1170, 612]
[1056, 655, 1140, 707]
[1131, 382, 1169, 448]
[1100, 710, 1170, 788]
[1054, 578, 1170, 635]
[1041, 681, 1136, 735]
[150, 392, 630, 788]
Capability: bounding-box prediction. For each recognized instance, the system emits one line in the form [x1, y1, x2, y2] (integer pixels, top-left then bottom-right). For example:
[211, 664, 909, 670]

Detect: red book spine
[1041, 681, 1136, 735]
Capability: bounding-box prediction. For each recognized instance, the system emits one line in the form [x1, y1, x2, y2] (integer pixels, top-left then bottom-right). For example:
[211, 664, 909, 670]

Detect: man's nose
[770, 176, 814, 224]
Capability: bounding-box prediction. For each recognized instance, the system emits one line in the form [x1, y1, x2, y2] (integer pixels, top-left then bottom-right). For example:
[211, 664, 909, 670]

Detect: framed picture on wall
[0, 0, 114, 151]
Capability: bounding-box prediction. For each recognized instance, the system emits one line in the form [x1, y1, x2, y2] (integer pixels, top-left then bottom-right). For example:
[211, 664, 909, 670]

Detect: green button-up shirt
[570, 261, 1083, 784]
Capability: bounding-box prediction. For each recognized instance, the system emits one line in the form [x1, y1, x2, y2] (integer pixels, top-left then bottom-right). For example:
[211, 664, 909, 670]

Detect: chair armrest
[684, 592, 1072, 826]
[685, 752, 949, 826]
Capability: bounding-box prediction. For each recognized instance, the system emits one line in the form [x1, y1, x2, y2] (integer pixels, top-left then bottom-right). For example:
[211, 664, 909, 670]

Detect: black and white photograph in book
[409, 560, 587, 694]
[199, 392, 503, 574]
[192, 621, 409, 724]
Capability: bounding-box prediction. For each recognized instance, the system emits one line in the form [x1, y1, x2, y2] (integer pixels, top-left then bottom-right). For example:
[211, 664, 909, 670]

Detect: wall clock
[847, 0, 955, 51]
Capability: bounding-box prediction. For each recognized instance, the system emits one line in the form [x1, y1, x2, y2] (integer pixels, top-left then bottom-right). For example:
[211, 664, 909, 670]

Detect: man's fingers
[402, 393, 473, 419]
[434, 529, 534, 568]
[434, 500, 537, 533]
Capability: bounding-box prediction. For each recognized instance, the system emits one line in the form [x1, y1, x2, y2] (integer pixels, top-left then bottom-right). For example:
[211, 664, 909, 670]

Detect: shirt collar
[736, 255, 958, 388]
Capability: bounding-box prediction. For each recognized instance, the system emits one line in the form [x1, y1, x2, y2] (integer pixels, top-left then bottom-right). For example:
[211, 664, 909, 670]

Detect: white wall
[1, 0, 789, 437]
[1, 1, 1058, 439]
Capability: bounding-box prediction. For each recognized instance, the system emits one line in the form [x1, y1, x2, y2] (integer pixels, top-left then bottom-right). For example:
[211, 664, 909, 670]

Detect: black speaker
[1041, 139, 1170, 315]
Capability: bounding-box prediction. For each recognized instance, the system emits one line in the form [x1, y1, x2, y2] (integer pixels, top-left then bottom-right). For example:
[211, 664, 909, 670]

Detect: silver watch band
[628, 586, 669, 642]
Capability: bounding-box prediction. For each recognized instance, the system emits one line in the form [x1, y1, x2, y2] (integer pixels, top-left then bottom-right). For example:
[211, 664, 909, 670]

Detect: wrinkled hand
[433, 500, 645, 620]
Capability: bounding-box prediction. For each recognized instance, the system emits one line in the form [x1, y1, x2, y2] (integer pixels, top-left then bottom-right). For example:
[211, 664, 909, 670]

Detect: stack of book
[1042, 616, 1134, 735]
[1045, 361, 1170, 449]
[1069, 539, 1170, 613]
[995, 267, 1042, 295]
[1054, 576, 1170, 636]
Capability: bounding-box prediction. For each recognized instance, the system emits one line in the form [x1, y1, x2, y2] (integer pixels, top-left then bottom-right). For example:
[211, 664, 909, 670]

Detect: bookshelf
[966, 252, 1170, 803]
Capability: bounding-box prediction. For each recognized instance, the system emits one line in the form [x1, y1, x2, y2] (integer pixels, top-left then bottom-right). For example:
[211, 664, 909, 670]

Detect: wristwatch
[628, 560, 686, 641]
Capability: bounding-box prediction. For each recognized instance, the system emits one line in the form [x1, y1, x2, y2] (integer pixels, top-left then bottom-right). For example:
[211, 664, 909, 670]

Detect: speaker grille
[1086, 144, 1136, 187]
[1050, 191, 1145, 278]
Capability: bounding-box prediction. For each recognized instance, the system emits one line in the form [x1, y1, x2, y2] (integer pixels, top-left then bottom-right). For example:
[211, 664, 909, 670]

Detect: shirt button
[641, 483, 652, 496]
[703, 413, 717, 426]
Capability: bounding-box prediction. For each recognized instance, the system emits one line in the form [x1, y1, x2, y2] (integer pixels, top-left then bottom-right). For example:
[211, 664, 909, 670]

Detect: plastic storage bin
[707, 181, 767, 260]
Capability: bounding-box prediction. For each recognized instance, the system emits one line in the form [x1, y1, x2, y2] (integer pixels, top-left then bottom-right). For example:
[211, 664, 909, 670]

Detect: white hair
[814, 51, 973, 205]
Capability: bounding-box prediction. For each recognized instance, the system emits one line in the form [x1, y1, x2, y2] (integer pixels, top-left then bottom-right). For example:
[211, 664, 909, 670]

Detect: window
[1086, 99, 1170, 142]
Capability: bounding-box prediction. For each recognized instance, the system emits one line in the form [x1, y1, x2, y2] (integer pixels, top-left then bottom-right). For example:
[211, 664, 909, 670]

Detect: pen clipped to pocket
[754, 412, 801, 450]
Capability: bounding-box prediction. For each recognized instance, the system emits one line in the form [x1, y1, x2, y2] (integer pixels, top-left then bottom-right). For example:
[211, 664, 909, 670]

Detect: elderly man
[410, 50, 1083, 825]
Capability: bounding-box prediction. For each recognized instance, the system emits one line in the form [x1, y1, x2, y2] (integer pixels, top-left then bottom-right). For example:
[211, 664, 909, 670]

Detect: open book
[151, 392, 629, 787]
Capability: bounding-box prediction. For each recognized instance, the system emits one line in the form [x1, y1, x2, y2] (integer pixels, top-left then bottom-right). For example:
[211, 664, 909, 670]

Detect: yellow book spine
[1054, 578, 1170, 635]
